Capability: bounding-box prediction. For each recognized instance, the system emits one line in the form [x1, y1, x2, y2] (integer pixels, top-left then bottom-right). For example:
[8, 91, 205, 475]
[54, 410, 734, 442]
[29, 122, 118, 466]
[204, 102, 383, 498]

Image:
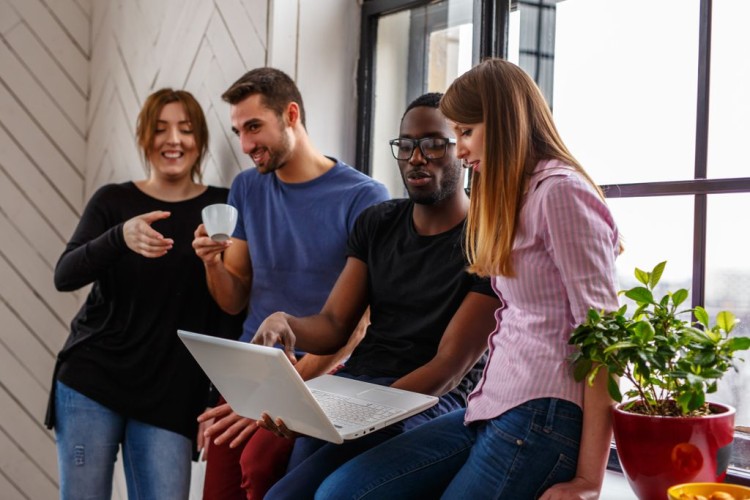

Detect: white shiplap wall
[0, 0, 89, 498]
[0, 0, 361, 498]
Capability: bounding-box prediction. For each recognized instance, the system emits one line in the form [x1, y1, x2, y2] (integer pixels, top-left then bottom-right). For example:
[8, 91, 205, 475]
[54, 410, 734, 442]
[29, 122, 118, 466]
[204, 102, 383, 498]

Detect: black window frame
[356, 0, 510, 176]
[356, 0, 750, 486]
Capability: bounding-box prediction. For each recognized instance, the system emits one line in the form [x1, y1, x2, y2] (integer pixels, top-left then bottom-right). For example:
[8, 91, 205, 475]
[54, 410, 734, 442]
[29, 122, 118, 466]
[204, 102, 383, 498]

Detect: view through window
[510, 0, 750, 471]
[370, 0, 473, 197]
[366, 0, 749, 475]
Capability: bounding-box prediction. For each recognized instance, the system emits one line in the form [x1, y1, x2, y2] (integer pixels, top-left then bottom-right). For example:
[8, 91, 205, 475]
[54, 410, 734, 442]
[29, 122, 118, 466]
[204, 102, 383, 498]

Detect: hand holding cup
[201, 204, 238, 242]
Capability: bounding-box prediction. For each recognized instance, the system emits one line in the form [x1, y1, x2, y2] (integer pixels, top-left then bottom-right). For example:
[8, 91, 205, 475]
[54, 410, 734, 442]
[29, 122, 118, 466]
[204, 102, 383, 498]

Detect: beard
[252, 125, 292, 174]
[405, 162, 463, 206]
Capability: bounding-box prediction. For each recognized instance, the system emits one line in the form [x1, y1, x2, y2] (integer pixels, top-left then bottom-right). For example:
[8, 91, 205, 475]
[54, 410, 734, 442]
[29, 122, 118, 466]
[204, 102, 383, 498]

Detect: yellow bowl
[667, 482, 750, 499]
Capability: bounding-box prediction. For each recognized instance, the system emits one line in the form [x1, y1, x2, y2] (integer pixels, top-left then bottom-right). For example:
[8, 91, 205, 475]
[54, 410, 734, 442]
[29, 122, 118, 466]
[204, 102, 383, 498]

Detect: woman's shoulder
[529, 160, 590, 195]
[87, 181, 138, 204]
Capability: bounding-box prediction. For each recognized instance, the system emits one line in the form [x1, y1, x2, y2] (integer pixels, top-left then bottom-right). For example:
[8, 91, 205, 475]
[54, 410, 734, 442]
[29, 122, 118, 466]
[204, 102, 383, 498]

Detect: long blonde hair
[440, 58, 604, 277]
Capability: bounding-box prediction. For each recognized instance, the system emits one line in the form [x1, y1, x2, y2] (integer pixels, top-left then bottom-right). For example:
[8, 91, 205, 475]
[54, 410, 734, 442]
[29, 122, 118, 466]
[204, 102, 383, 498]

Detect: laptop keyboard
[310, 389, 402, 425]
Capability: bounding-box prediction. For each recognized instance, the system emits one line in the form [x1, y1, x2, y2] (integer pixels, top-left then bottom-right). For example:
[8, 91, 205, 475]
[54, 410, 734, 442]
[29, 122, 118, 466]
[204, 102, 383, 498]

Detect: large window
[508, 0, 749, 475]
[360, 0, 476, 196]
[358, 0, 749, 480]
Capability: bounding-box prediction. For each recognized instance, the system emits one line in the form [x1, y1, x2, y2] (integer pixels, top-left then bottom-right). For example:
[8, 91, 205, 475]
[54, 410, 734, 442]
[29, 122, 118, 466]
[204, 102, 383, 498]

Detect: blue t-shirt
[228, 159, 390, 341]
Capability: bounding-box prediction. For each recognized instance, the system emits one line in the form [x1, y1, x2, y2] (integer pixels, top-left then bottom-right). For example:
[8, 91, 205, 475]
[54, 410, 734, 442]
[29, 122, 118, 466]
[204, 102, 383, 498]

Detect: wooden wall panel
[0, 0, 21, 34]
[0, 0, 90, 496]
[0, 426, 57, 500]
[2, 0, 362, 497]
[4, 24, 87, 136]
[5, 0, 88, 93]
[0, 301, 55, 389]
[0, 376, 57, 478]
[87, 0, 268, 199]
[0, 128, 78, 250]
[45, 0, 90, 54]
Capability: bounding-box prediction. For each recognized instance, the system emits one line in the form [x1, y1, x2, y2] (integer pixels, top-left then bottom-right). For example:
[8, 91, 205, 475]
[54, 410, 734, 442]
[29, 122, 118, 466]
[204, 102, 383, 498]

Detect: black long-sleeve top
[47, 182, 243, 440]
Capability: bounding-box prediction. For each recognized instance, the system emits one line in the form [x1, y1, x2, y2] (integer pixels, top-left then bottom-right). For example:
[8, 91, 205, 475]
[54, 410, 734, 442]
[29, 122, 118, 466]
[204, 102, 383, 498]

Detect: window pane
[706, 194, 750, 431]
[371, 0, 473, 198]
[707, 1, 750, 179]
[607, 196, 694, 296]
[551, 0, 700, 185]
[427, 24, 473, 92]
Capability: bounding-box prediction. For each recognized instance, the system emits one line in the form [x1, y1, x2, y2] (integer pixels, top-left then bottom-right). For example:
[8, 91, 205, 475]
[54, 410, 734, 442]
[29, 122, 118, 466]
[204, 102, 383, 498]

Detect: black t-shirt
[341, 199, 495, 404]
[51, 182, 243, 439]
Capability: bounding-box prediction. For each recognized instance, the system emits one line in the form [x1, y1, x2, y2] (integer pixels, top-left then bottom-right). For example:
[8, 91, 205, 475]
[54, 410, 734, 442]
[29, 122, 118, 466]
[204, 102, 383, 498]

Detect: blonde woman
[316, 59, 621, 500]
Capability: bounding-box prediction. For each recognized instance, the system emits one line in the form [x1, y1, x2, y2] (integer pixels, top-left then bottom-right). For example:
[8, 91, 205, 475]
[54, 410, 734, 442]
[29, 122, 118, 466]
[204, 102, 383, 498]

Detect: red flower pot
[612, 401, 735, 500]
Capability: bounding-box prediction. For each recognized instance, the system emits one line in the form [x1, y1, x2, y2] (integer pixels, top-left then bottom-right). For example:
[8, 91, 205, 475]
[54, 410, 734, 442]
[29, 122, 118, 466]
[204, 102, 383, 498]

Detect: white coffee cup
[202, 203, 238, 242]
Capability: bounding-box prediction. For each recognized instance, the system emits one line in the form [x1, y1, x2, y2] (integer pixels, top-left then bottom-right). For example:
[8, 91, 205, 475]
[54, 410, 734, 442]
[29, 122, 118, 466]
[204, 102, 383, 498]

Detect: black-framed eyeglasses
[389, 137, 456, 161]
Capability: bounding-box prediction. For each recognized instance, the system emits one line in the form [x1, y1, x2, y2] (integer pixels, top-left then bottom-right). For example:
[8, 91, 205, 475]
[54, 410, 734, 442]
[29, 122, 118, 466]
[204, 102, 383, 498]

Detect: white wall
[0, 0, 362, 498]
[0, 0, 89, 497]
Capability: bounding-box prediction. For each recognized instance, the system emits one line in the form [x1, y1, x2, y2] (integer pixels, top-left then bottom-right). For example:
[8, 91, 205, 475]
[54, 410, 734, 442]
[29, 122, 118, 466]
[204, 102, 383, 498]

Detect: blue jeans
[264, 374, 464, 500]
[54, 381, 192, 500]
[316, 398, 583, 500]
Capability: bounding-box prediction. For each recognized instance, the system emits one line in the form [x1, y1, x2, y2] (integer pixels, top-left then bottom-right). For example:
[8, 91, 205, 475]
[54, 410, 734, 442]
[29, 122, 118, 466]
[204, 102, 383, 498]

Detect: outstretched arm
[293, 308, 370, 381]
[252, 257, 369, 360]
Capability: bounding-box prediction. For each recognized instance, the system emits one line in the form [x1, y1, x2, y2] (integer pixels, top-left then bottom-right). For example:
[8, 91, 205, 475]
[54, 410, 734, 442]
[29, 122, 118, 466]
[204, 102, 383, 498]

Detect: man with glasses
[249, 92, 501, 498]
[390, 136, 456, 162]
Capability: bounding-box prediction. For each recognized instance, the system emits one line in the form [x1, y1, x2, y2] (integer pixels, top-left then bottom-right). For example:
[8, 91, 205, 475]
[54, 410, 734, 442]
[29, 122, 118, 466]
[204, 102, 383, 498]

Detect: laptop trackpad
[356, 388, 400, 404]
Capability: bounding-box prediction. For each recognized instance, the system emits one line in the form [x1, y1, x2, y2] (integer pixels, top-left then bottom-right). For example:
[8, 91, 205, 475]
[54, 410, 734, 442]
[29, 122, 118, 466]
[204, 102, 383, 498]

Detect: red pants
[239, 429, 295, 499]
[203, 401, 295, 500]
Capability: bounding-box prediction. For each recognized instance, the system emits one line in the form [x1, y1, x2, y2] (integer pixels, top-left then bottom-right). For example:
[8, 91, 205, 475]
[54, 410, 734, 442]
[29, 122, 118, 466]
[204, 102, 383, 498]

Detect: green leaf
[607, 376, 623, 402]
[717, 311, 738, 333]
[693, 306, 709, 327]
[634, 268, 649, 286]
[691, 352, 716, 366]
[726, 337, 750, 351]
[572, 359, 592, 382]
[676, 392, 692, 415]
[659, 294, 670, 307]
[625, 287, 653, 304]
[587, 308, 601, 323]
[632, 321, 655, 342]
[671, 289, 688, 307]
[650, 261, 667, 288]
[690, 391, 705, 412]
[708, 328, 722, 343]
[603, 341, 638, 354]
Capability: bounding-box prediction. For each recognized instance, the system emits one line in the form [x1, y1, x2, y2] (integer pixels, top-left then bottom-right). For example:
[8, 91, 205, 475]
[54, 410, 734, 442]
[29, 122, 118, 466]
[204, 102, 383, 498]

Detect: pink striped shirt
[465, 159, 620, 424]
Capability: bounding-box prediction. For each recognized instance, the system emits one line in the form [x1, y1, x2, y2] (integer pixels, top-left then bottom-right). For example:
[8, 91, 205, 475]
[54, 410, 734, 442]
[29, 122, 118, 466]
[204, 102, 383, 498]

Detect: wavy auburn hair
[440, 58, 604, 277]
[136, 88, 209, 182]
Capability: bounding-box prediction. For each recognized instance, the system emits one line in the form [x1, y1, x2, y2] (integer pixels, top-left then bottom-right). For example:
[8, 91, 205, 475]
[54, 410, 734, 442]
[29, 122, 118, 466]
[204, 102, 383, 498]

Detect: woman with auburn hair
[48, 88, 242, 499]
[316, 58, 621, 499]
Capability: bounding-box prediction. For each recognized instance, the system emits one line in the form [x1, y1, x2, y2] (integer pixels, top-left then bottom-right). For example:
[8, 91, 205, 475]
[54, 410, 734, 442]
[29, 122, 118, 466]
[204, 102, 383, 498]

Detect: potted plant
[569, 261, 750, 500]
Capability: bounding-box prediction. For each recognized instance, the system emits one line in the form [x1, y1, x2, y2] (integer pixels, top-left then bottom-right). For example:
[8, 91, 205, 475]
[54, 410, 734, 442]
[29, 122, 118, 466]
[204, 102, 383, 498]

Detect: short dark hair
[402, 92, 443, 121]
[136, 88, 209, 182]
[222, 67, 306, 128]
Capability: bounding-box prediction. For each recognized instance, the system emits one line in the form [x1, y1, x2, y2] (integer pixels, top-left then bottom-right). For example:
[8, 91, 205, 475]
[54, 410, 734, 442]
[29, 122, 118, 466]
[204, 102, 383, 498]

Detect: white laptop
[178, 330, 438, 444]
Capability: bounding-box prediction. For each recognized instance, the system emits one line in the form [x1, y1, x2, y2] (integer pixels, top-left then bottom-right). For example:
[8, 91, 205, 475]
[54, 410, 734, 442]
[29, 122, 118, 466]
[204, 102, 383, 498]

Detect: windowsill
[601, 470, 637, 499]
